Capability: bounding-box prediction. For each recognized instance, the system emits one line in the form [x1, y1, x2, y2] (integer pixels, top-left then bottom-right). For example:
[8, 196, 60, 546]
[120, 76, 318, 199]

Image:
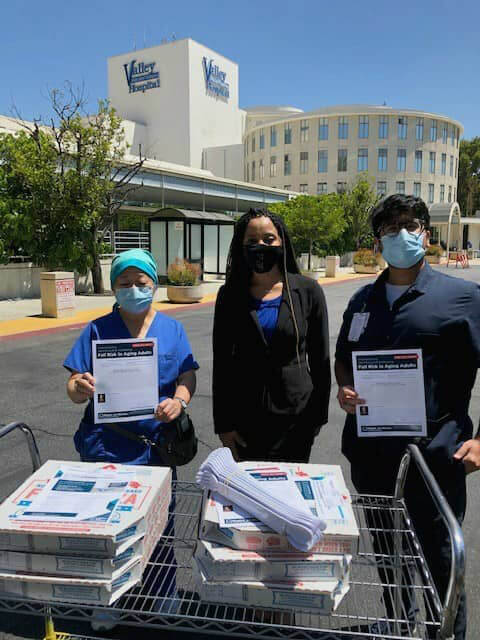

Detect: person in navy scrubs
[212, 207, 331, 463]
[64, 248, 198, 630]
[335, 194, 480, 639]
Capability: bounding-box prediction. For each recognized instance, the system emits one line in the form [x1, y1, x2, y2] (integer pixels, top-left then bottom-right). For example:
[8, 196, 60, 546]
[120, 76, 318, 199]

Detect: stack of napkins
[0, 460, 171, 605]
[196, 448, 326, 552]
[194, 452, 359, 615]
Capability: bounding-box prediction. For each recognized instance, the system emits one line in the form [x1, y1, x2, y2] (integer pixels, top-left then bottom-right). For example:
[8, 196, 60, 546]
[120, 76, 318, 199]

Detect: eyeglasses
[379, 219, 424, 238]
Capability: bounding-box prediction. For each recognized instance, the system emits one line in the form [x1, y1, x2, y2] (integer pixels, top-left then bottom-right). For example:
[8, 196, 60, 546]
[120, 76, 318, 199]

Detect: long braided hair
[224, 207, 301, 364]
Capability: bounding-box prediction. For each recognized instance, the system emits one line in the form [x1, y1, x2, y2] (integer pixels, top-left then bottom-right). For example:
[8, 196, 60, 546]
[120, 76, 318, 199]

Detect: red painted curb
[0, 299, 217, 342]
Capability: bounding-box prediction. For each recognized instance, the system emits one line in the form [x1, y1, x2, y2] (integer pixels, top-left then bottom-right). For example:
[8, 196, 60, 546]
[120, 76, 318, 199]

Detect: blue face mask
[380, 228, 426, 269]
[115, 286, 154, 313]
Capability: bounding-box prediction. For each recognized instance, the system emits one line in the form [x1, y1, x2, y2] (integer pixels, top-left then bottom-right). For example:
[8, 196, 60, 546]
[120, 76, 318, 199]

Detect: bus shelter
[149, 208, 235, 279]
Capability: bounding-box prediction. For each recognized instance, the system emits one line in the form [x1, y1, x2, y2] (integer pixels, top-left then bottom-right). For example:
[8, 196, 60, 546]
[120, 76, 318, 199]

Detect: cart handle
[0, 422, 42, 472]
[394, 443, 464, 640]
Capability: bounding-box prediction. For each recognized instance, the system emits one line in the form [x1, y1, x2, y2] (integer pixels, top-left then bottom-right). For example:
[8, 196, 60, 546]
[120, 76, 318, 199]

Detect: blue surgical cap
[110, 249, 158, 288]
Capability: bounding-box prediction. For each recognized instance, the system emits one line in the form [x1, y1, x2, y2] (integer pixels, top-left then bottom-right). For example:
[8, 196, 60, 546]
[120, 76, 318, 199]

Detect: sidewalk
[0, 268, 373, 339]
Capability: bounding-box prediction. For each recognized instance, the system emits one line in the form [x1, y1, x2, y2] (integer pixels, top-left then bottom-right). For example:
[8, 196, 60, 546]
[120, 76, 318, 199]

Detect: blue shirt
[64, 309, 199, 465]
[249, 295, 282, 343]
[335, 263, 480, 469]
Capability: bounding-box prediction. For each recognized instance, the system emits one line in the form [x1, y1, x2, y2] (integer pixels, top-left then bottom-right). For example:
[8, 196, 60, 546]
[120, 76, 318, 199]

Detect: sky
[1, 0, 479, 138]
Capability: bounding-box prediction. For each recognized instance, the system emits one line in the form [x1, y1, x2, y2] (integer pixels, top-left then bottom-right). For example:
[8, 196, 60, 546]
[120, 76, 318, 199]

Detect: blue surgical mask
[380, 229, 426, 269]
[115, 286, 154, 313]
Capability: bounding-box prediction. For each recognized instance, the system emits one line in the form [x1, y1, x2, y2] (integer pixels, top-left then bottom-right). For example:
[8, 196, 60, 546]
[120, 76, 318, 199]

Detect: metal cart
[0, 422, 464, 640]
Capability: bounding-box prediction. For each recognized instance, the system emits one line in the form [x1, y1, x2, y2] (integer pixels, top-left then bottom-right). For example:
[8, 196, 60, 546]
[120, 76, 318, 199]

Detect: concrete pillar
[40, 272, 75, 318]
[325, 256, 338, 278]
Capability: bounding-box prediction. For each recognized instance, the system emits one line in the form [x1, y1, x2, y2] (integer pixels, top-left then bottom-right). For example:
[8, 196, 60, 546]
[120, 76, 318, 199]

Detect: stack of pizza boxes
[0, 460, 171, 605]
[194, 462, 359, 616]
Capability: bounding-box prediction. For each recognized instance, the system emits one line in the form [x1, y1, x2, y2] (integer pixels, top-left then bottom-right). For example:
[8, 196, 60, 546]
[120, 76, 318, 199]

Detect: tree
[271, 194, 345, 270]
[0, 86, 144, 292]
[458, 138, 480, 216]
[338, 174, 379, 252]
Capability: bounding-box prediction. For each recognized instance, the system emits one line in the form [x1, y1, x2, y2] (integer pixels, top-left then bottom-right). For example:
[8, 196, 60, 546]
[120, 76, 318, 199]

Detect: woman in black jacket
[212, 207, 331, 463]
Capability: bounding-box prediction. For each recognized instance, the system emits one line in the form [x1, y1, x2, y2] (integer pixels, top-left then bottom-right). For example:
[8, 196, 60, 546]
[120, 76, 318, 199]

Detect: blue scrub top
[335, 262, 480, 468]
[64, 309, 199, 465]
[249, 295, 282, 343]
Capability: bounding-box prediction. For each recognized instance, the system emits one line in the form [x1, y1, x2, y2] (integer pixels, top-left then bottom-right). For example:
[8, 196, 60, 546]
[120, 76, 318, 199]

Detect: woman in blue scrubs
[64, 248, 198, 630]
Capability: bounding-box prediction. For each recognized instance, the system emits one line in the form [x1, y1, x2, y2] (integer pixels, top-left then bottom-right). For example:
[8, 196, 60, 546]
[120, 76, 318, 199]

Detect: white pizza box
[0, 500, 170, 580]
[0, 460, 171, 557]
[0, 557, 142, 606]
[195, 540, 351, 583]
[193, 557, 349, 615]
[199, 462, 359, 555]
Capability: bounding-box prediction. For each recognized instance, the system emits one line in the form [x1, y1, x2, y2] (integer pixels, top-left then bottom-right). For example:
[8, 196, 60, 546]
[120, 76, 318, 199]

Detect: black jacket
[212, 273, 331, 436]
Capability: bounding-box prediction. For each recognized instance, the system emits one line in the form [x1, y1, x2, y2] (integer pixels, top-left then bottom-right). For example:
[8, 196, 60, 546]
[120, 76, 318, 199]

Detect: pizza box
[0, 557, 142, 605]
[0, 460, 171, 557]
[193, 556, 349, 615]
[195, 539, 351, 583]
[199, 462, 359, 555]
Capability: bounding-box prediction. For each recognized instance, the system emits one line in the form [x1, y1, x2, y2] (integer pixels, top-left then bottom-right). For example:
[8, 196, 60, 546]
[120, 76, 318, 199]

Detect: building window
[251, 161, 255, 181]
[450, 155, 454, 177]
[442, 125, 448, 144]
[246, 138, 248, 155]
[359, 115, 369, 138]
[338, 116, 348, 139]
[455, 157, 458, 178]
[259, 129, 265, 149]
[415, 117, 424, 141]
[317, 182, 328, 194]
[284, 185, 291, 190]
[397, 148, 406, 172]
[284, 154, 291, 175]
[441, 153, 446, 175]
[377, 181, 387, 196]
[299, 184, 308, 193]
[284, 123, 292, 145]
[413, 182, 421, 198]
[246, 164, 249, 182]
[398, 117, 407, 139]
[358, 148, 368, 171]
[318, 150, 328, 173]
[454, 187, 456, 201]
[379, 115, 389, 139]
[338, 149, 347, 171]
[300, 151, 308, 174]
[396, 181, 405, 195]
[430, 120, 437, 142]
[428, 183, 434, 203]
[429, 151, 436, 174]
[440, 184, 445, 202]
[451, 126, 455, 145]
[378, 148, 388, 172]
[300, 119, 309, 143]
[270, 155, 277, 177]
[448, 185, 452, 203]
[259, 159, 264, 179]
[318, 117, 328, 140]
[251, 136, 256, 153]
[415, 150, 423, 173]
[270, 126, 277, 147]
[337, 181, 347, 194]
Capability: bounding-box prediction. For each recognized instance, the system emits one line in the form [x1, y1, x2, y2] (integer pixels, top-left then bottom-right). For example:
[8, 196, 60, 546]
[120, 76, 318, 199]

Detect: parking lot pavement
[0, 267, 479, 639]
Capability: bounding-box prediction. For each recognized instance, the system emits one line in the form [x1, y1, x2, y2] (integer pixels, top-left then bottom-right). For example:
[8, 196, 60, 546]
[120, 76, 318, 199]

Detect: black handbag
[104, 411, 198, 467]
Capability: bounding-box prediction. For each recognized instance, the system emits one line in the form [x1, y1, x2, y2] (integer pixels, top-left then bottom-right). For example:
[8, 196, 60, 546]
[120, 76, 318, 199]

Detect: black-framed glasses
[379, 219, 424, 238]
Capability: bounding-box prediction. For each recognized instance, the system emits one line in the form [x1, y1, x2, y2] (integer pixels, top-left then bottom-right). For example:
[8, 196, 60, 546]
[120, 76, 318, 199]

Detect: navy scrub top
[249, 295, 282, 343]
[335, 262, 480, 469]
[64, 309, 199, 465]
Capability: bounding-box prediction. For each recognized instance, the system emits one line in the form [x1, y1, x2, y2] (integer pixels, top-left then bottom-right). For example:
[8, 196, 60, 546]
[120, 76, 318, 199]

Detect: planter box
[353, 264, 379, 274]
[426, 255, 441, 264]
[166, 284, 204, 303]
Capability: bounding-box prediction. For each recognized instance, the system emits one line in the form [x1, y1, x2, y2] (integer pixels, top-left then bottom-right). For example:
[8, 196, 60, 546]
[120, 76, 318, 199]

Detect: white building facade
[243, 105, 462, 205]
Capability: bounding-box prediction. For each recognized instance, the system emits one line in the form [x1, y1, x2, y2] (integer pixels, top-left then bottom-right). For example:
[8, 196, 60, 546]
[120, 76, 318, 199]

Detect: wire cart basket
[0, 422, 465, 640]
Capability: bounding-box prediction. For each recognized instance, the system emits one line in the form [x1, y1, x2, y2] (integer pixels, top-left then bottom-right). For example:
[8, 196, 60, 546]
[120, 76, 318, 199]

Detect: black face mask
[243, 244, 283, 274]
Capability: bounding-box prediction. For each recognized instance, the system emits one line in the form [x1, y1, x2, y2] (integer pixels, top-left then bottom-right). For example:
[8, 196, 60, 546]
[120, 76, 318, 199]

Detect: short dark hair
[371, 194, 430, 238]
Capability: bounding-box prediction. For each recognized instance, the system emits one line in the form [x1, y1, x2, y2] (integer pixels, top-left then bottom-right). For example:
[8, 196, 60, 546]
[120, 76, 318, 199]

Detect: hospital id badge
[348, 313, 369, 342]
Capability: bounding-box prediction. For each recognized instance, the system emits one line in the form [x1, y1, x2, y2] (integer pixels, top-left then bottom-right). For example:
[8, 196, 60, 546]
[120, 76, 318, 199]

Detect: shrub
[353, 248, 377, 266]
[167, 259, 201, 286]
[426, 245, 443, 257]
